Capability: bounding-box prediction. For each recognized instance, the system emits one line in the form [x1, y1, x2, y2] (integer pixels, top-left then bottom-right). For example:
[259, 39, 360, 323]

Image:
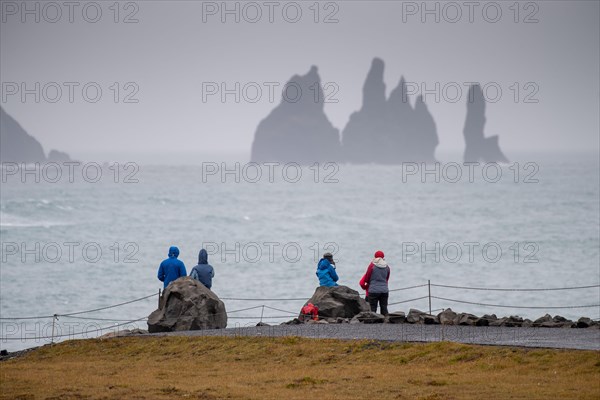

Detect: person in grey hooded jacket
[189, 249, 215, 289]
[362, 250, 390, 315]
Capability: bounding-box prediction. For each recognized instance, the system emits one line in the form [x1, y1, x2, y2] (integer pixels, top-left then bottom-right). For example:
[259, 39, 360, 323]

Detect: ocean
[1, 154, 599, 351]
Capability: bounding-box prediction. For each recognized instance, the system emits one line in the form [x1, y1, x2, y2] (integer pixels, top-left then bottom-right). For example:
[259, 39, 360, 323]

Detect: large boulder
[458, 313, 480, 326]
[406, 309, 426, 324]
[438, 308, 459, 325]
[148, 277, 227, 333]
[307, 286, 370, 319]
[532, 314, 554, 327]
[577, 317, 594, 328]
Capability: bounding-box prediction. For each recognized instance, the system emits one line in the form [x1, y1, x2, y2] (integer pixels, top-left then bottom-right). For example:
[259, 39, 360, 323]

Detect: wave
[0, 212, 70, 228]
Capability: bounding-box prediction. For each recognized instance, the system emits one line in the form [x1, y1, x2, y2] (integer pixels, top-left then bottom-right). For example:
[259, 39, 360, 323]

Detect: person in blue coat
[189, 249, 215, 289]
[316, 252, 339, 287]
[157, 246, 187, 288]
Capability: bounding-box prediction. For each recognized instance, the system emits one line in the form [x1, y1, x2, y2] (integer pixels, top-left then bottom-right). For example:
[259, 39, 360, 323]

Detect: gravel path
[150, 324, 600, 351]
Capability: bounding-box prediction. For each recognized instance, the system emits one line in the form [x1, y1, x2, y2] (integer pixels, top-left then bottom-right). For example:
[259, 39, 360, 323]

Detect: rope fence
[1, 282, 599, 343]
[0, 291, 160, 321]
[430, 283, 600, 292]
[0, 317, 148, 341]
[430, 296, 600, 310]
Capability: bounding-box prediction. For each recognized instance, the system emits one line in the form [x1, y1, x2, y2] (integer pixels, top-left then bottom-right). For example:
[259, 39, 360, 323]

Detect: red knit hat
[374, 250, 384, 258]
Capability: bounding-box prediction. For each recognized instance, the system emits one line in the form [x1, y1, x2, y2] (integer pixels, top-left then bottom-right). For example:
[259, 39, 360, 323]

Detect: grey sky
[1, 0, 598, 162]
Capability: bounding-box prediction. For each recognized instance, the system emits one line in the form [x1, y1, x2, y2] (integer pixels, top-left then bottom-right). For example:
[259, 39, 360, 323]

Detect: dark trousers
[368, 292, 389, 316]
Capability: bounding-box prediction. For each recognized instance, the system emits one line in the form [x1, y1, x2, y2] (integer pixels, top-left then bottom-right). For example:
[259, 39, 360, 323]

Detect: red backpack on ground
[299, 303, 319, 321]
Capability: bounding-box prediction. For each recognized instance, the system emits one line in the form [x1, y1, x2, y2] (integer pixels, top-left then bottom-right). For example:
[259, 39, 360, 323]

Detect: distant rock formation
[249, 61, 512, 164]
[342, 58, 439, 163]
[148, 277, 227, 333]
[0, 107, 46, 163]
[463, 85, 508, 163]
[250, 66, 341, 164]
[47, 150, 71, 163]
[0, 107, 71, 163]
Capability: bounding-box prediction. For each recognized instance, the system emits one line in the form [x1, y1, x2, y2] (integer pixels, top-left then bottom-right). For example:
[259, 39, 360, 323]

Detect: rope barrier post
[158, 288, 161, 308]
[441, 322, 445, 342]
[428, 280, 432, 315]
[260, 305, 265, 324]
[51, 314, 58, 344]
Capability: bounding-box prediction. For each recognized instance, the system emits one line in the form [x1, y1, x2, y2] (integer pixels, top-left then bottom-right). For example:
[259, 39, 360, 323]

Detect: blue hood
[198, 249, 208, 264]
[168, 246, 180, 258]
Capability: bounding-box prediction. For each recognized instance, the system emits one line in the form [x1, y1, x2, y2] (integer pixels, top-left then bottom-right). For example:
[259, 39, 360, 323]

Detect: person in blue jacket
[316, 252, 339, 287]
[157, 246, 187, 288]
[189, 248, 215, 289]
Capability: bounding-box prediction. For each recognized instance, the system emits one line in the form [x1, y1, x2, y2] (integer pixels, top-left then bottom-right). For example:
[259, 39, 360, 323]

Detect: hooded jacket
[157, 246, 187, 288]
[362, 257, 390, 294]
[190, 249, 215, 289]
[316, 258, 339, 287]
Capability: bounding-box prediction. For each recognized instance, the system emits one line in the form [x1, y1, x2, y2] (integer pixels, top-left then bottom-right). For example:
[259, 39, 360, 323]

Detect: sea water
[1, 154, 598, 351]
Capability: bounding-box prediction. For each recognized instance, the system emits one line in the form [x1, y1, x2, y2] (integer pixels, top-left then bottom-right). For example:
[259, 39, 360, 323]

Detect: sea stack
[463, 84, 508, 163]
[250, 66, 341, 164]
[341, 58, 439, 163]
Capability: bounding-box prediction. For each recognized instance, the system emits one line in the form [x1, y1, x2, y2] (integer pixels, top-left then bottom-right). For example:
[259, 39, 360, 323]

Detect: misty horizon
[1, 1, 598, 161]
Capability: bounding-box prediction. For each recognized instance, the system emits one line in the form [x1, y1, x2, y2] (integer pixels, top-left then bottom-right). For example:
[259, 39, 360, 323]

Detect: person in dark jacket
[316, 252, 339, 287]
[189, 248, 215, 289]
[157, 246, 187, 288]
[362, 250, 390, 315]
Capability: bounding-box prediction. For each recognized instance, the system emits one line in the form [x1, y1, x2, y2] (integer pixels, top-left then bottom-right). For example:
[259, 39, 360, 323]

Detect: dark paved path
[150, 324, 600, 351]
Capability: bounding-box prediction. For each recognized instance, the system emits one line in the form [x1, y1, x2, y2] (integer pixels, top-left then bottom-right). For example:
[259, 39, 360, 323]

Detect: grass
[0, 336, 599, 399]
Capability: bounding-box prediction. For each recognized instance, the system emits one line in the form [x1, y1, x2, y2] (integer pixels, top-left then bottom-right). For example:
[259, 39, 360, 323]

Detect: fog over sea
[1, 153, 599, 351]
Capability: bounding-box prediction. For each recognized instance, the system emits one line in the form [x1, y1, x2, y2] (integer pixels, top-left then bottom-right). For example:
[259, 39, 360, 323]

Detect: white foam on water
[0, 212, 68, 228]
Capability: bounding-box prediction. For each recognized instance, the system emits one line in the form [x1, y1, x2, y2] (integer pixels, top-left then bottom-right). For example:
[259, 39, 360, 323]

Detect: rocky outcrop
[457, 313, 482, 326]
[438, 308, 459, 325]
[306, 285, 370, 319]
[576, 317, 594, 328]
[532, 314, 576, 328]
[342, 58, 439, 163]
[406, 308, 439, 324]
[250, 66, 341, 164]
[282, 308, 598, 328]
[147, 277, 227, 333]
[387, 311, 406, 324]
[353, 311, 385, 324]
[0, 107, 71, 163]
[311, 307, 597, 329]
[463, 84, 508, 163]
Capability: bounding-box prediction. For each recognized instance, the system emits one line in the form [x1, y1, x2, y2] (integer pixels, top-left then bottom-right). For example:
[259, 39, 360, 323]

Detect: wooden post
[51, 314, 58, 344]
[428, 280, 432, 315]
